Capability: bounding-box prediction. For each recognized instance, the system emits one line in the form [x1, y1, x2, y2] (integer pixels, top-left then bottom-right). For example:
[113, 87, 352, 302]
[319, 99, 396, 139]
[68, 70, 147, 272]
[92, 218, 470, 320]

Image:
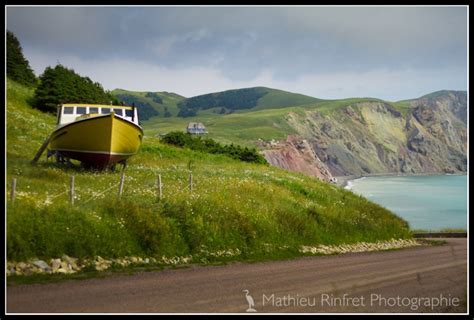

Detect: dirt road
[7, 238, 467, 313]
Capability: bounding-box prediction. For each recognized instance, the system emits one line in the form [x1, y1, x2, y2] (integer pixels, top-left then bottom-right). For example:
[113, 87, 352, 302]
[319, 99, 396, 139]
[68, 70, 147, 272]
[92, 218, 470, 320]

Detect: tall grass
[6, 79, 412, 262]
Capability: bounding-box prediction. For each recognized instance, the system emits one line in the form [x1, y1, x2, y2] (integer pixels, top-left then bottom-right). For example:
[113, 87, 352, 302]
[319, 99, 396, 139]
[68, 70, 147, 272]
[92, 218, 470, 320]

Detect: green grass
[7, 79, 412, 266]
[142, 95, 417, 147]
[253, 86, 322, 110]
[389, 100, 413, 116]
[139, 87, 464, 150]
[128, 86, 460, 154]
[143, 106, 302, 147]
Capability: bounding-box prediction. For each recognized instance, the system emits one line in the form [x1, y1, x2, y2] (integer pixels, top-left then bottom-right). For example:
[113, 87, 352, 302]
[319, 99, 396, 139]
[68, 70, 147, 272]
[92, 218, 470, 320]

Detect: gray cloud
[6, 6, 468, 100]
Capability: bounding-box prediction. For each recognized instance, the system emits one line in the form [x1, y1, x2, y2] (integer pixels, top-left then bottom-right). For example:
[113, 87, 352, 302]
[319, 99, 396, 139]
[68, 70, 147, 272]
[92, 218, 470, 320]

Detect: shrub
[161, 131, 267, 164]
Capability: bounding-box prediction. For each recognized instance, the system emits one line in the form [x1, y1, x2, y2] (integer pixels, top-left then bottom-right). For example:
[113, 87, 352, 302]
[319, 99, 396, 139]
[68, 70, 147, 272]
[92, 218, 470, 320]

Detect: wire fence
[7, 171, 195, 207]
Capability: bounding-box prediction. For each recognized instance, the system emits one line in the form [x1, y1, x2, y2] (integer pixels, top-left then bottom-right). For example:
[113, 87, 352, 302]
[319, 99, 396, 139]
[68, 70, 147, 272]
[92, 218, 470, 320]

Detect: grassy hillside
[176, 86, 322, 117]
[118, 86, 418, 148]
[144, 106, 303, 147]
[6, 80, 411, 263]
[143, 95, 416, 147]
[120, 86, 463, 150]
[111, 88, 185, 118]
[254, 87, 323, 110]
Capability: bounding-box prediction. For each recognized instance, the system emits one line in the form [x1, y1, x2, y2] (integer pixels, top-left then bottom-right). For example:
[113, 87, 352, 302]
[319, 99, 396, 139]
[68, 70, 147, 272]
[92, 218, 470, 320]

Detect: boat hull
[49, 113, 143, 168]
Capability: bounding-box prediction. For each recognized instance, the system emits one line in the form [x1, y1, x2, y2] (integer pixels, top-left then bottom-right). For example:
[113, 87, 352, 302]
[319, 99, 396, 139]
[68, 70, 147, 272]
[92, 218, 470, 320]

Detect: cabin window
[125, 109, 134, 117]
[101, 108, 111, 114]
[89, 107, 99, 113]
[63, 107, 74, 114]
[114, 108, 123, 116]
[76, 107, 87, 115]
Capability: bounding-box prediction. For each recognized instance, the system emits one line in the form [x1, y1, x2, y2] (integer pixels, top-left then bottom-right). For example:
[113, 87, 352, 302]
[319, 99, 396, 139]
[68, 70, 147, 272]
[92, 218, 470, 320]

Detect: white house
[186, 122, 208, 135]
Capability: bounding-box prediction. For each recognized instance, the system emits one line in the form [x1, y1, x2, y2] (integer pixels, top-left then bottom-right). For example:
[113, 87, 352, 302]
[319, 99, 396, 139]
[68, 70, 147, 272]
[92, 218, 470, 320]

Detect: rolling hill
[112, 86, 322, 120]
[111, 88, 185, 120]
[176, 86, 322, 117]
[143, 90, 467, 179]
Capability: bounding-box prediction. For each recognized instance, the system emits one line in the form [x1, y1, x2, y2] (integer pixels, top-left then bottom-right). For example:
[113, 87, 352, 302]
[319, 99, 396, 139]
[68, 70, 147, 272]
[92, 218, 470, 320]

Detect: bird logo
[243, 289, 257, 312]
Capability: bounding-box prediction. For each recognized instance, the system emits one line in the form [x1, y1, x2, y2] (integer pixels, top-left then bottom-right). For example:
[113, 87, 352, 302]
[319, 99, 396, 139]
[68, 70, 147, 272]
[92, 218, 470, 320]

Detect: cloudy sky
[6, 6, 468, 100]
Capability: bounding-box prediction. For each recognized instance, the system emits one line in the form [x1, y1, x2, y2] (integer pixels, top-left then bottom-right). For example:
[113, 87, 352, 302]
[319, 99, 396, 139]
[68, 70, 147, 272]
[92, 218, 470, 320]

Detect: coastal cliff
[262, 91, 467, 177]
[261, 136, 334, 182]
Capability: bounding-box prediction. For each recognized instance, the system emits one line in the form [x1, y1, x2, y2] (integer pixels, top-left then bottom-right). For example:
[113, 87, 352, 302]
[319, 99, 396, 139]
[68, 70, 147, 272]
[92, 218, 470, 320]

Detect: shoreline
[334, 172, 467, 189]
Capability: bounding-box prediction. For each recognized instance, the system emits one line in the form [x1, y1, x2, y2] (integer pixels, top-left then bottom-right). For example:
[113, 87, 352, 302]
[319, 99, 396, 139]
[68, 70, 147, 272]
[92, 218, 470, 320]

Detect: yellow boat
[48, 104, 143, 169]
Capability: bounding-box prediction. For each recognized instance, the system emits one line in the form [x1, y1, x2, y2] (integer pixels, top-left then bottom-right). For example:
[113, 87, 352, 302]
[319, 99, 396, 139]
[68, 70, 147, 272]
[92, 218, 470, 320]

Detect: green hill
[111, 88, 186, 119]
[254, 87, 323, 109]
[143, 96, 409, 147]
[6, 79, 411, 264]
[144, 105, 303, 146]
[144, 89, 466, 177]
[176, 86, 322, 117]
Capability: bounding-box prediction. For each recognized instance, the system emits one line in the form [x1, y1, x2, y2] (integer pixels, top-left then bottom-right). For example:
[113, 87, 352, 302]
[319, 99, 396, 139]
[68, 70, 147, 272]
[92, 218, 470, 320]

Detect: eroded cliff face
[262, 91, 467, 177]
[261, 136, 334, 182]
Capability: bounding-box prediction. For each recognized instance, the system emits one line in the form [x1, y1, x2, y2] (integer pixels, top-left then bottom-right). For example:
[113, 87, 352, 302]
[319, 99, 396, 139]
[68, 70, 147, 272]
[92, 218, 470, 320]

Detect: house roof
[187, 122, 206, 129]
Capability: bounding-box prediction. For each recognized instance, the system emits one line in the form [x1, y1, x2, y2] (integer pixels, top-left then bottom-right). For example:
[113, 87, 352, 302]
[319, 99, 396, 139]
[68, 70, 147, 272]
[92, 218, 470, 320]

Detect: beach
[334, 172, 463, 189]
[334, 175, 359, 188]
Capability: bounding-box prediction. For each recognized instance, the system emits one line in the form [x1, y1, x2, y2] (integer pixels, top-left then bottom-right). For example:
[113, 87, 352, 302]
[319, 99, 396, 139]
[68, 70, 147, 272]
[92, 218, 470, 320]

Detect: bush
[161, 131, 267, 164]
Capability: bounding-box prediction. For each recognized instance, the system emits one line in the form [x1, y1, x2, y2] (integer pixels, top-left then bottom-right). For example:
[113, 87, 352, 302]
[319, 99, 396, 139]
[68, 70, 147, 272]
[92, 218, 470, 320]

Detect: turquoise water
[347, 175, 468, 231]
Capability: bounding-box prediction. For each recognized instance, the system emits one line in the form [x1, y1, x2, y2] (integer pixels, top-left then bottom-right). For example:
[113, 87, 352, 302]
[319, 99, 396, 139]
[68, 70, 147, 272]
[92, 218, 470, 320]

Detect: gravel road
[7, 238, 467, 313]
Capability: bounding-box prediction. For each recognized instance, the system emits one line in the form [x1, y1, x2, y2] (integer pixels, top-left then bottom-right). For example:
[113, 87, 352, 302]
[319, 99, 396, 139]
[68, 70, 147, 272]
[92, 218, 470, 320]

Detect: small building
[186, 122, 208, 135]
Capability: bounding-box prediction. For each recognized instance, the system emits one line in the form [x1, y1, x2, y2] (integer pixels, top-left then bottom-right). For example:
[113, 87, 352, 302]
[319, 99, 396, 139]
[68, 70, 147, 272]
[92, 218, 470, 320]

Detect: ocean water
[346, 175, 468, 231]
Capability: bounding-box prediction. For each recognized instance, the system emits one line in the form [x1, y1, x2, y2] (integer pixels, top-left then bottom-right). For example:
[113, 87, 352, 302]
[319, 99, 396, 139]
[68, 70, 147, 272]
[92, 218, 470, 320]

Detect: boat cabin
[57, 104, 139, 126]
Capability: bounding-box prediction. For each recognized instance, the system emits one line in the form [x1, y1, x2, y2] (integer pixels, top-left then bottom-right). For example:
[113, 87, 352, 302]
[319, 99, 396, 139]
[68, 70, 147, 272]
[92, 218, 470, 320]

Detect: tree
[164, 107, 172, 117]
[176, 88, 267, 117]
[114, 93, 159, 120]
[33, 64, 118, 113]
[6, 30, 37, 86]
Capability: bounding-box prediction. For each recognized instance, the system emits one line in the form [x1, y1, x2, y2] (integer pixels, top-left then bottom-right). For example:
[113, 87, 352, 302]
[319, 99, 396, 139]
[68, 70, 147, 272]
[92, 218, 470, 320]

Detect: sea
[345, 174, 468, 231]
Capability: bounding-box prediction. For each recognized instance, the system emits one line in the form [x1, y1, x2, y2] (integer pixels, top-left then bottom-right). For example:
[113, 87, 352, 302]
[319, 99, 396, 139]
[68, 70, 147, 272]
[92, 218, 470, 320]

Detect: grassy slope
[113, 86, 320, 119]
[111, 88, 185, 117]
[143, 96, 415, 147]
[121, 86, 419, 147]
[131, 86, 463, 149]
[6, 80, 411, 262]
[253, 86, 322, 110]
[144, 106, 304, 147]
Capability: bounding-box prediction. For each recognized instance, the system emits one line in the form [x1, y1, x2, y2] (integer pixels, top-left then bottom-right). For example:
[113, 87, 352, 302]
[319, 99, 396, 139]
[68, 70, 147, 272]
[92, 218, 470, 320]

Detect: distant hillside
[419, 90, 467, 100]
[177, 87, 322, 117]
[254, 87, 323, 110]
[111, 89, 185, 120]
[277, 90, 467, 176]
[144, 90, 467, 177]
